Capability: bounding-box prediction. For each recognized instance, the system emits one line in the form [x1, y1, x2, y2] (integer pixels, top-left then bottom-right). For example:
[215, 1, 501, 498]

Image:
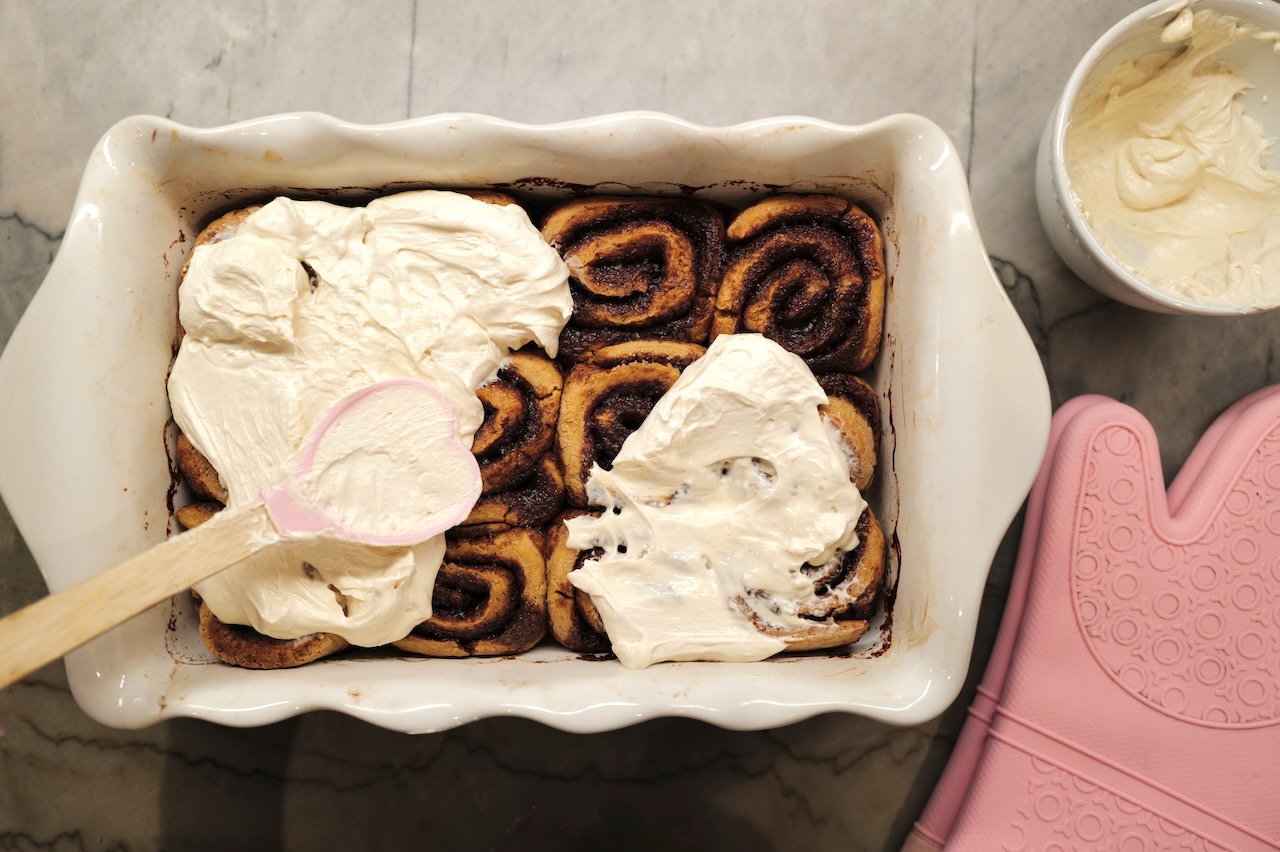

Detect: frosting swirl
[1066, 7, 1280, 308]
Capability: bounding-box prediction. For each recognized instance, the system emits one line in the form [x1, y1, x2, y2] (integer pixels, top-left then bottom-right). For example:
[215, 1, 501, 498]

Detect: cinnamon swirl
[544, 509, 611, 654]
[462, 349, 565, 527]
[713, 195, 886, 373]
[741, 506, 887, 652]
[541, 197, 724, 362]
[392, 524, 547, 657]
[557, 339, 706, 507]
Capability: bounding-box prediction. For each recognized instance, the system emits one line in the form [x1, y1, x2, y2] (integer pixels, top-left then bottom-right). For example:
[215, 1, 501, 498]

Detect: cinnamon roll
[549, 507, 885, 656]
[817, 373, 880, 493]
[737, 506, 887, 652]
[541, 197, 724, 362]
[462, 349, 565, 527]
[392, 524, 547, 657]
[196, 598, 350, 669]
[176, 501, 349, 668]
[544, 510, 611, 654]
[713, 195, 886, 373]
[557, 339, 706, 507]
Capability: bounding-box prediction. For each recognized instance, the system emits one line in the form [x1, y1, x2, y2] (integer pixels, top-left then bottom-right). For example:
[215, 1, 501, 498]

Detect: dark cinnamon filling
[467, 456, 565, 527]
[588, 380, 670, 471]
[475, 367, 541, 470]
[732, 228, 868, 361]
[799, 509, 881, 620]
[416, 562, 522, 640]
[548, 199, 724, 361]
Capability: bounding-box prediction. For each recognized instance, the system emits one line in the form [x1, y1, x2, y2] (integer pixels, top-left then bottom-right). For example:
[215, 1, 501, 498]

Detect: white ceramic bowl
[0, 112, 1049, 733]
[1036, 0, 1280, 315]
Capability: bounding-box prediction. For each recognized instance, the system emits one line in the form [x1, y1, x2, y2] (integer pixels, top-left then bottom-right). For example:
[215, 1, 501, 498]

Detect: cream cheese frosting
[565, 333, 867, 669]
[1066, 5, 1280, 309]
[169, 190, 571, 646]
[263, 380, 482, 545]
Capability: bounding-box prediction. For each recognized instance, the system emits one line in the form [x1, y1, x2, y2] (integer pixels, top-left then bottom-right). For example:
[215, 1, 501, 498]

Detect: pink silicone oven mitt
[908, 389, 1280, 851]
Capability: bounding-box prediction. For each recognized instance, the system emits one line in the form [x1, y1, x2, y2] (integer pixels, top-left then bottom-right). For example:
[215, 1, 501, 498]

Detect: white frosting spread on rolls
[263, 380, 482, 545]
[1066, 6, 1280, 309]
[169, 190, 571, 646]
[565, 334, 867, 669]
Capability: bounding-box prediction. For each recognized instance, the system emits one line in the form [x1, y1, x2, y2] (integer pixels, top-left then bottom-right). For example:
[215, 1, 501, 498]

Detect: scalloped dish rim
[0, 111, 1049, 733]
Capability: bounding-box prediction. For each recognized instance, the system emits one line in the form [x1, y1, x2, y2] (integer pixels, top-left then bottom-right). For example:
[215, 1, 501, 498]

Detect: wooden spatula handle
[0, 503, 276, 689]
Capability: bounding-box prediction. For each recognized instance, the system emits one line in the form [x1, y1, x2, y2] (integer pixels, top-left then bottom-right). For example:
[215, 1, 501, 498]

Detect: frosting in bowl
[1066, 6, 1280, 309]
[168, 190, 571, 646]
[565, 333, 867, 668]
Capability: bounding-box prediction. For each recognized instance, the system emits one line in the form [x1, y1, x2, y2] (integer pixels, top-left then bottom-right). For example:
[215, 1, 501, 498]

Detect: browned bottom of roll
[458, 189, 519, 207]
[392, 524, 547, 657]
[174, 501, 222, 531]
[195, 597, 349, 669]
[557, 339, 706, 507]
[544, 510, 611, 654]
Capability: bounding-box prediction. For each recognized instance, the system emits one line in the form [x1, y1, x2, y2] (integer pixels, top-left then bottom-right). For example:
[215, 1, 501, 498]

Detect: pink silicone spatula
[0, 378, 480, 689]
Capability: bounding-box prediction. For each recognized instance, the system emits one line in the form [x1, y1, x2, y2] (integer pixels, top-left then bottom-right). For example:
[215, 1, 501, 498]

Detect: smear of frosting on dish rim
[1066, 4, 1280, 309]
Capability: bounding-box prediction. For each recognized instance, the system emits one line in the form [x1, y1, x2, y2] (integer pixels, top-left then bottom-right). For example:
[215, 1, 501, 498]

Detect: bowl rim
[1045, 0, 1280, 316]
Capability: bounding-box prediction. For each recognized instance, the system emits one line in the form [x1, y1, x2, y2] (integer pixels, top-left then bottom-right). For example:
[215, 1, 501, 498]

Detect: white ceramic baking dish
[0, 112, 1049, 733]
